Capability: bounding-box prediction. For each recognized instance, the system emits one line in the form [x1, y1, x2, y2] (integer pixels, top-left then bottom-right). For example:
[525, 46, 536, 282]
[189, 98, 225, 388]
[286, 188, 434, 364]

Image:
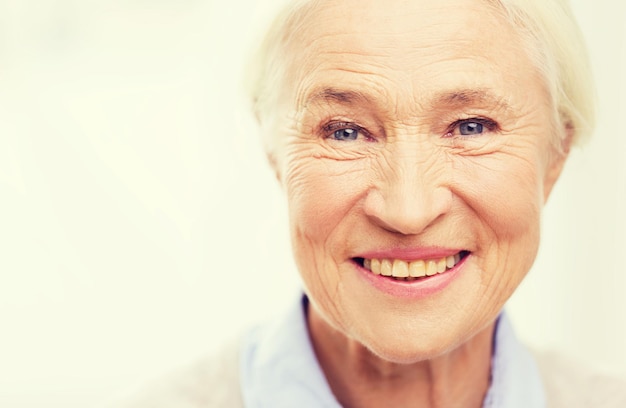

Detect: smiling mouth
[354, 251, 470, 281]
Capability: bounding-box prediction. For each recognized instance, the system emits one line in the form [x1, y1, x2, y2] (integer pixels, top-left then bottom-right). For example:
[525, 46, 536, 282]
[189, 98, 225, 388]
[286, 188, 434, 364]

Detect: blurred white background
[0, 0, 624, 407]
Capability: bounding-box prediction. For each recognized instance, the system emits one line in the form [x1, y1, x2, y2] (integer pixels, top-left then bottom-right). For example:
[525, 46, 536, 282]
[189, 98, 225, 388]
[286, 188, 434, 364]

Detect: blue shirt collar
[241, 294, 545, 408]
[483, 314, 546, 407]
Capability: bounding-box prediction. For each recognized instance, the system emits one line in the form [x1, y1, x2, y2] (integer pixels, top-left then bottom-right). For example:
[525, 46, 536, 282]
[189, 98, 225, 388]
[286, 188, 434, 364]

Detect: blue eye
[332, 127, 360, 141]
[446, 118, 498, 138]
[459, 121, 484, 135]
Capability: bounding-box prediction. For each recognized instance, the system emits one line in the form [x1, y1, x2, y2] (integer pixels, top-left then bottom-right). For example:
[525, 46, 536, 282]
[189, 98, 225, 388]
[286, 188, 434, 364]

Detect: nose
[363, 149, 452, 236]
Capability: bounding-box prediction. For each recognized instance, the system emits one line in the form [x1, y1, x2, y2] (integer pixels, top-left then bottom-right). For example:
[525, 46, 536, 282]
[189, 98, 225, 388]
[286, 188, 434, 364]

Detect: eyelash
[322, 121, 372, 140]
[444, 117, 500, 137]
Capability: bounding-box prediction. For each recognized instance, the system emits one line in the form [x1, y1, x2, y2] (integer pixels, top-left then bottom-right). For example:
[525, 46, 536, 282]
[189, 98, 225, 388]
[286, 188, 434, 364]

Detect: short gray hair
[247, 0, 594, 155]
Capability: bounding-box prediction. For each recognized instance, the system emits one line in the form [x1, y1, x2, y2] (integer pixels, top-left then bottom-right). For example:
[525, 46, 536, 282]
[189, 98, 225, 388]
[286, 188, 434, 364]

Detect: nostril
[362, 185, 452, 236]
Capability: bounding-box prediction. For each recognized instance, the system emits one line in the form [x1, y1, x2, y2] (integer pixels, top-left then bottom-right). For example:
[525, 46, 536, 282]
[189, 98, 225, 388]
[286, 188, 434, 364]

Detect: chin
[357, 328, 466, 365]
[346, 308, 497, 365]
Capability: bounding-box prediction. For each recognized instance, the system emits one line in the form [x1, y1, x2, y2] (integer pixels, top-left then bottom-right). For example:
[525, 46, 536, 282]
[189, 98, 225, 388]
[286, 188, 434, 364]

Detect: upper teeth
[363, 254, 461, 279]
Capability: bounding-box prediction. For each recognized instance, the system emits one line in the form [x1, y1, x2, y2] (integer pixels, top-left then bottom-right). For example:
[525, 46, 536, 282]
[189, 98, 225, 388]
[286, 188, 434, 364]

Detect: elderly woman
[112, 0, 625, 407]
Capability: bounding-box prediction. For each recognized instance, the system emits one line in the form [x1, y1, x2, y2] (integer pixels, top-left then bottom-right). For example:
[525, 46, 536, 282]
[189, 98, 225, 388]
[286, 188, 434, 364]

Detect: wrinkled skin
[270, 0, 570, 405]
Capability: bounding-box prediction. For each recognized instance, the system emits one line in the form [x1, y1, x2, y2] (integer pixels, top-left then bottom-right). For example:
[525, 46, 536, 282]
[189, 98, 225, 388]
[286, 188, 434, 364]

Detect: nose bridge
[365, 140, 451, 235]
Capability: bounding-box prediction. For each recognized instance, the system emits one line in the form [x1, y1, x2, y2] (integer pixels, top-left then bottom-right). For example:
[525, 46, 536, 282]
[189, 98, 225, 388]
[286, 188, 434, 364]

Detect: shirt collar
[483, 313, 547, 407]
[240, 295, 341, 408]
[241, 294, 545, 408]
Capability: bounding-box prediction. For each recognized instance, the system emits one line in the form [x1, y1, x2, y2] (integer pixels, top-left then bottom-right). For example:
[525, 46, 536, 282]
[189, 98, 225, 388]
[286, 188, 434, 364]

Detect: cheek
[283, 145, 371, 305]
[282, 138, 372, 241]
[454, 150, 544, 288]
[455, 140, 544, 223]
[287, 171, 354, 231]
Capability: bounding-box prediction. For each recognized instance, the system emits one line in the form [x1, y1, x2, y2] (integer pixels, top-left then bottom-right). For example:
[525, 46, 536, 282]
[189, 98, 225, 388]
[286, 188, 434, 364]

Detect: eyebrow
[302, 87, 373, 108]
[301, 87, 512, 113]
[431, 89, 512, 113]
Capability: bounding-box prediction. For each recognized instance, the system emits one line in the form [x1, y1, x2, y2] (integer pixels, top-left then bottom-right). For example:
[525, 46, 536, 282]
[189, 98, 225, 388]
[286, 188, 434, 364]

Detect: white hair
[246, 0, 594, 155]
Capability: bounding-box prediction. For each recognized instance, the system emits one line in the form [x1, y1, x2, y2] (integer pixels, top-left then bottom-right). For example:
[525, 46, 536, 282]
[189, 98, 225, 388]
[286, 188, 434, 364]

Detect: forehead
[284, 0, 544, 114]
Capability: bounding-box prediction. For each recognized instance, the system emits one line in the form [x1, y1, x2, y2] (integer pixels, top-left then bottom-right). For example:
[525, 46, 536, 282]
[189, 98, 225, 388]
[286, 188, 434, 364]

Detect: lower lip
[355, 255, 468, 299]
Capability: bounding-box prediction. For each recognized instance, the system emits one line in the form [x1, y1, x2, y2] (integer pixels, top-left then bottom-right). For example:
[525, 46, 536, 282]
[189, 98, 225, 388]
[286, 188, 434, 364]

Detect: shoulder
[102, 338, 243, 408]
[532, 349, 626, 408]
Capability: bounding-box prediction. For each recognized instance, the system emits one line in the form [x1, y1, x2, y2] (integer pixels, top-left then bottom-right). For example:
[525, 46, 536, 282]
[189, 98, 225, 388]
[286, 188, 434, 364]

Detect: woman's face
[277, 0, 568, 363]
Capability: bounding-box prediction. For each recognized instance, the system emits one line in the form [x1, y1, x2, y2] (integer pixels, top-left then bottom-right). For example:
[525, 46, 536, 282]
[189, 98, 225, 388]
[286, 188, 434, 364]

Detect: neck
[307, 305, 494, 408]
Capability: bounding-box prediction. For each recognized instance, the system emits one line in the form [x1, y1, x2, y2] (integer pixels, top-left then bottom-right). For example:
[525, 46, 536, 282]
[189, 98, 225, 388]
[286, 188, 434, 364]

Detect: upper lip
[354, 247, 467, 261]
